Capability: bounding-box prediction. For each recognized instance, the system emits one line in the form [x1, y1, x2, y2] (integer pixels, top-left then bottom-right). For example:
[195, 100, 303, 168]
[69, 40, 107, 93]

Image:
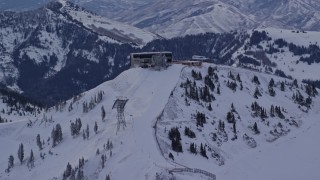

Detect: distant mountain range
[1, 0, 320, 106]
[2, 0, 320, 38]
[108, 0, 320, 38]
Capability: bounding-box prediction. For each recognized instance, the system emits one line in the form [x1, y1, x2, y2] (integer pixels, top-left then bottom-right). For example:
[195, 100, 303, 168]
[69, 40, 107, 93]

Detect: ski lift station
[130, 51, 173, 68]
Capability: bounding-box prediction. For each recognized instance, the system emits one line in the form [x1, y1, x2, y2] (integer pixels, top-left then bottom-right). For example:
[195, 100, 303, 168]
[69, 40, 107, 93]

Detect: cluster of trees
[268, 78, 276, 96]
[270, 105, 285, 119]
[6, 143, 36, 172]
[305, 84, 318, 97]
[196, 112, 206, 127]
[292, 90, 312, 107]
[0, 86, 43, 116]
[254, 87, 262, 99]
[82, 91, 104, 113]
[199, 85, 215, 102]
[189, 143, 197, 154]
[51, 123, 63, 147]
[249, 30, 270, 46]
[191, 70, 202, 80]
[184, 127, 196, 138]
[181, 78, 199, 102]
[200, 143, 208, 159]
[70, 118, 82, 137]
[62, 157, 85, 180]
[168, 127, 182, 152]
[189, 143, 208, 159]
[251, 101, 268, 119]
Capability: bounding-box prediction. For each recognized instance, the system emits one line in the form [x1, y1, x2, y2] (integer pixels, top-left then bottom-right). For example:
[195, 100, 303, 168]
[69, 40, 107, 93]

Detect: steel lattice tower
[112, 97, 128, 131]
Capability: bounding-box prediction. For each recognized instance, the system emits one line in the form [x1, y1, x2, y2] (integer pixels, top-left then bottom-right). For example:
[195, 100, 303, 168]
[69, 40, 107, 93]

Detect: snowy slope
[0, 63, 319, 180]
[0, 65, 183, 180]
[232, 28, 320, 81]
[59, 0, 160, 45]
[156, 64, 320, 179]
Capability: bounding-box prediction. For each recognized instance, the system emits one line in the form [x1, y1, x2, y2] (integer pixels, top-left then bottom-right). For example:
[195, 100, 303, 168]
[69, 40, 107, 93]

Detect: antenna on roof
[112, 97, 129, 131]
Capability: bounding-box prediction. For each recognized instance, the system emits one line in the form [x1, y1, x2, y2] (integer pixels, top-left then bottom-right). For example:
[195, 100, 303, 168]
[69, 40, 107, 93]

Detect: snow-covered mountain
[0, 0, 159, 105]
[2, 0, 320, 38]
[65, 0, 320, 38]
[0, 63, 319, 180]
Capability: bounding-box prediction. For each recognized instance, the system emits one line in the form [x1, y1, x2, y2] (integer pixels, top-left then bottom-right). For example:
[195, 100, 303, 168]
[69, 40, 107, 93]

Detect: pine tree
[252, 75, 260, 85]
[63, 163, 72, 179]
[105, 174, 111, 180]
[70, 169, 76, 180]
[36, 134, 42, 150]
[86, 124, 89, 138]
[76, 169, 84, 180]
[207, 103, 212, 111]
[280, 81, 285, 91]
[101, 154, 106, 168]
[82, 130, 86, 140]
[269, 78, 275, 87]
[253, 122, 259, 134]
[18, 143, 24, 164]
[56, 124, 63, 143]
[94, 121, 98, 134]
[52, 124, 63, 147]
[101, 106, 106, 121]
[51, 127, 56, 147]
[28, 149, 35, 168]
[270, 105, 275, 117]
[8, 155, 14, 169]
[254, 87, 262, 99]
[236, 73, 241, 82]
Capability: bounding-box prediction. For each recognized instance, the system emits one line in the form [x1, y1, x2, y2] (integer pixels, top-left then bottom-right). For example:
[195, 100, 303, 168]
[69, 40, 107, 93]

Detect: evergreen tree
[253, 122, 260, 134]
[217, 85, 220, 94]
[18, 143, 24, 164]
[70, 169, 76, 180]
[63, 163, 72, 179]
[82, 130, 86, 140]
[76, 169, 84, 180]
[56, 124, 63, 142]
[36, 134, 42, 150]
[105, 174, 111, 180]
[293, 79, 298, 88]
[101, 154, 106, 168]
[233, 122, 237, 134]
[236, 73, 242, 82]
[94, 121, 98, 134]
[200, 143, 208, 159]
[27, 149, 35, 168]
[86, 124, 89, 138]
[101, 106, 106, 121]
[8, 155, 14, 170]
[270, 105, 275, 117]
[254, 87, 262, 99]
[208, 66, 214, 77]
[169, 153, 174, 160]
[280, 81, 285, 91]
[190, 143, 197, 154]
[52, 124, 63, 147]
[252, 75, 260, 85]
[269, 78, 275, 87]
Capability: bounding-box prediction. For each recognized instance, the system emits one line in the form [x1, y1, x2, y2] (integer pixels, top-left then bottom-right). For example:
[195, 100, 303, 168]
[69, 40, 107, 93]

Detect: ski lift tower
[112, 97, 129, 131]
